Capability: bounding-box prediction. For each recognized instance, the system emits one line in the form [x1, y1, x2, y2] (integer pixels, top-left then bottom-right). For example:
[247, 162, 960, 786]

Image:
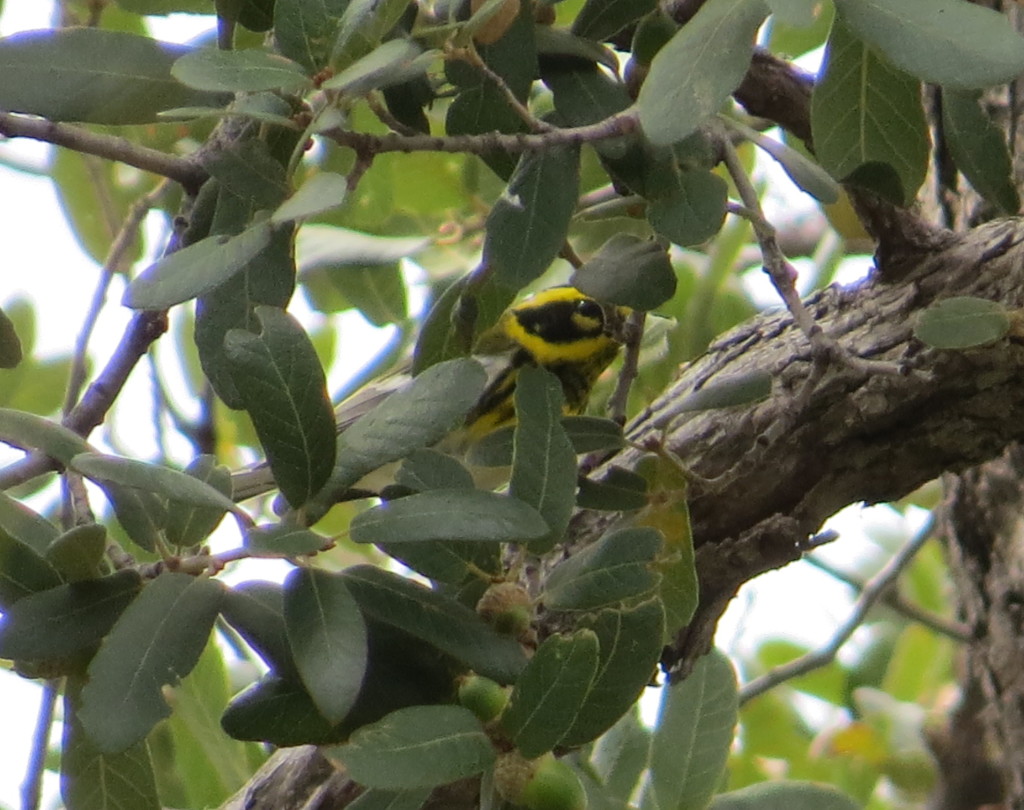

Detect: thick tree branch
[567, 217, 1024, 677]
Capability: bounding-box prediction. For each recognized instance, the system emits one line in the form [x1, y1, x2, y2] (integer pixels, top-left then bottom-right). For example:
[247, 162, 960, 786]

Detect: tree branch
[738, 515, 935, 704]
[0, 112, 206, 193]
[568, 217, 1024, 677]
[322, 110, 639, 156]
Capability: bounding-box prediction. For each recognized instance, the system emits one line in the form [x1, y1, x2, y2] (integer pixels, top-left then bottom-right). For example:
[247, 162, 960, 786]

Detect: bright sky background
[0, 3, 926, 808]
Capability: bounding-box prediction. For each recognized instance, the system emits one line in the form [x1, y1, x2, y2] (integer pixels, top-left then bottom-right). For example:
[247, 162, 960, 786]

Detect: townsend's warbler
[232, 286, 628, 501]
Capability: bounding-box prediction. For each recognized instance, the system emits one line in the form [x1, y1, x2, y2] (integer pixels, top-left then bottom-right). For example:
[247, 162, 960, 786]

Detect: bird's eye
[575, 299, 603, 322]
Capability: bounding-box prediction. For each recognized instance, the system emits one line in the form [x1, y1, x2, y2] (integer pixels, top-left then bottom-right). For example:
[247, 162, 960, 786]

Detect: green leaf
[834, 0, 1024, 89]
[941, 89, 1020, 216]
[765, 0, 818, 26]
[224, 306, 337, 508]
[348, 788, 433, 810]
[332, 0, 416, 69]
[220, 581, 298, 677]
[709, 782, 861, 810]
[0, 406, 91, 465]
[570, 235, 676, 311]
[561, 416, 626, 453]
[647, 169, 729, 247]
[124, 223, 275, 310]
[330, 705, 495, 789]
[275, 0, 350, 72]
[163, 640, 264, 806]
[194, 218, 296, 410]
[576, 467, 648, 511]
[501, 631, 600, 757]
[914, 296, 1010, 349]
[118, 0, 212, 12]
[284, 567, 368, 724]
[0, 307, 21, 368]
[544, 527, 662, 611]
[0, 529, 62, 610]
[0, 569, 142, 660]
[79, 573, 223, 752]
[165, 456, 233, 549]
[510, 366, 578, 552]
[45, 523, 108, 582]
[0, 28, 230, 124]
[467, 416, 624, 468]
[342, 565, 528, 683]
[298, 223, 430, 266]
[325, 358, 487, 494]
[70, 453, 242, 515]
[220, 674, 344, 746]
[0, 490, 59, 554]
[201, 137, 290, 209]
[572, 0, 658, 42]
[534, 27, 621, 73]
[589, 708, 652, 805]
[378, 537, 500, 584]
[637, 0, 768, 146]
[104, 483, 166, 553]
[325, 39, 437, 96]
[642, 649, 737, 810]
[561, 599, 665, 747]
[62, 676, 161, 810]
[217, 0, 277, 31]
[172, 47, 310, 92]
[395, 449, 476, 492]
[811, 19, 929, 206]
[483, 144, 581, 289]
[246, 523, 330, 556]
[272, 173, 349, 224]
[350, 489, 550, 545]
[674, 370, 773, 412]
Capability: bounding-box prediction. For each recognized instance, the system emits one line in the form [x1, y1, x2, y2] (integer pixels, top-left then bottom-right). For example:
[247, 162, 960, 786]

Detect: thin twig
[366, 92, 422, 137]
[63, 180, 173, 419]
[0, 311, 169, 491]
[805, 554, 971, 642]
[0, 112, 206, 193]
[719, 134, 905, 381]
[323, 109, 640, 156]
[21, 679, 58, 810]
[606, 311, 646, 424]
[448, 44, 553, 134]
[739, 514, 938, 705]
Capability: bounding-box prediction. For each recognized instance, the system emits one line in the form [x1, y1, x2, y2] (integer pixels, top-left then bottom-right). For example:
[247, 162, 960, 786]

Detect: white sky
[0, 3, 924, 808]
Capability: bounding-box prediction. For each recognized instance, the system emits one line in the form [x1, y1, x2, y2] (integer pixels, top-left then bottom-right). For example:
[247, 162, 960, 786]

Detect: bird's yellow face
[465, 288, 629, 437]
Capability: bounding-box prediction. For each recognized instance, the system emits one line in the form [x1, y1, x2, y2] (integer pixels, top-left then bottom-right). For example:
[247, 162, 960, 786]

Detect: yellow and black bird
[231, 286, 628, 500]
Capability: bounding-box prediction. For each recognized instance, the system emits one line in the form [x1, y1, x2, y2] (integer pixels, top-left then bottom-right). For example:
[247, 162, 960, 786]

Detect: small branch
[21, 679, 58, 810]
[64, 181, 173, 419]
[720, 139, 906, 381]
[0, 112, 206, 193]
[323, 110, 639, 156]
[366, 93, 421, 136]
[606, 311, 646, 424]
[0, 310, 169, 491]
[805, 554, 971, 642]
[738, 515, 937, 705]
[447, 44, 553, 134]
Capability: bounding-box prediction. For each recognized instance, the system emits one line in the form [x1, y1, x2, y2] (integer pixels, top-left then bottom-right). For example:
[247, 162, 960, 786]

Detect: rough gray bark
[582, 217, 1024, 677]
[942, 453, 1024, 809]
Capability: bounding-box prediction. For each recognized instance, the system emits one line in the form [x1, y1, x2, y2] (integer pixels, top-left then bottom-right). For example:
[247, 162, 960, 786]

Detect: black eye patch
[515, 299, 605, 343]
